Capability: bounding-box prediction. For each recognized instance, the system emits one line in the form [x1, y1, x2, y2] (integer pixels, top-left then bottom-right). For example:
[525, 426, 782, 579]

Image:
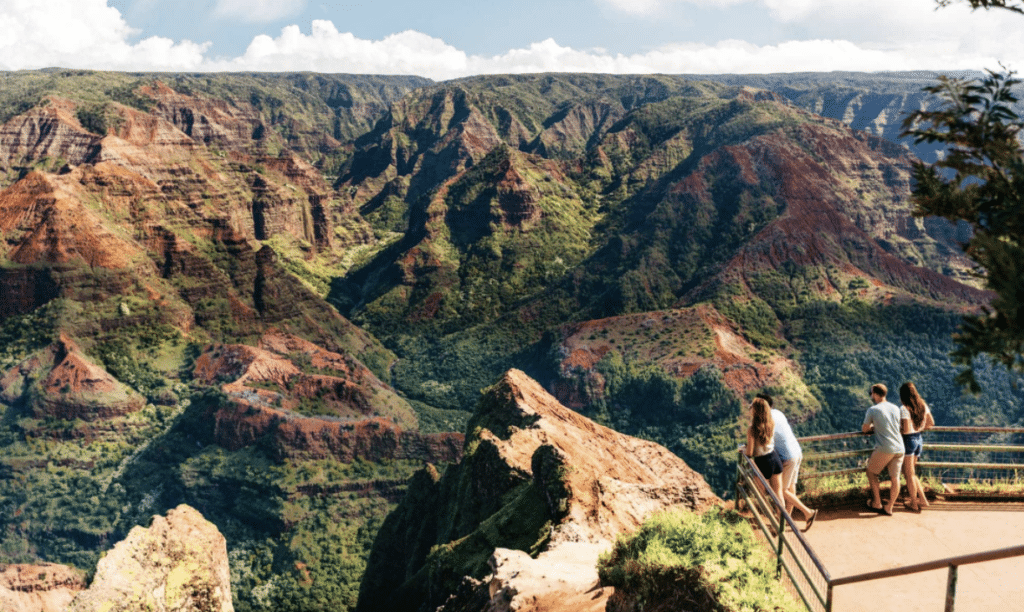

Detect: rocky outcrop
[0, 564, 85, 612]
[139, 81, 267, 154]
[212, 405, 463, 464]
[194, 329, 417, 428]
[0, 334, 146, 422]
[65, 505, 233, 612]
[251, 155, 335, 249]
[0, 98, 101, 182]
[357, 369, 719, 612]
[193, 329, 462, 463]
[457, 545, 614, 612]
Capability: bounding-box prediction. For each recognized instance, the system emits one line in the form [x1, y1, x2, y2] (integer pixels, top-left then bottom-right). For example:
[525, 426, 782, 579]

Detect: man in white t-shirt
[862, 383, 905, 516]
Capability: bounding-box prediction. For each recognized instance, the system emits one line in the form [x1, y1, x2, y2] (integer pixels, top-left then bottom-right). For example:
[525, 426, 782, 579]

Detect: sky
[0, 0, 1022, 80]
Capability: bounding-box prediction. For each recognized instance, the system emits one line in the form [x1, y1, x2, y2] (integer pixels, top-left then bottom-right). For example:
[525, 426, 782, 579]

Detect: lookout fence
[735, 426, 1024, 612]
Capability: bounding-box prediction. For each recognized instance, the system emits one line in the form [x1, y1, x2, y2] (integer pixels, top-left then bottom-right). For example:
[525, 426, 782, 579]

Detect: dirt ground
[798, 501, 1024, 612]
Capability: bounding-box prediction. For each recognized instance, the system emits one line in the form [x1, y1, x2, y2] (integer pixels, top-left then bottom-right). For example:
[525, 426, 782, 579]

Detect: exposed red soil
[0, 563, 86, 612]
[0, 334, 145, 422]
[195, 329, 463, 464]
[0, 170, 149, 269]
[0, 98, 101, 172]
[213, 405, 463, 464]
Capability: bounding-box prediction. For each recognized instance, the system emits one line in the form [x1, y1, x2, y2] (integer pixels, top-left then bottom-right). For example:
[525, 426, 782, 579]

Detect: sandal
[805, 509, 818, 531]
[865, 500, 884, 514]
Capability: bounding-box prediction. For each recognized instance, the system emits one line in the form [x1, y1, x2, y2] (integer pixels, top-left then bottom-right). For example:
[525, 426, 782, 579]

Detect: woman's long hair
[749, 397, 774, 446]
[900, 382, 927, 429]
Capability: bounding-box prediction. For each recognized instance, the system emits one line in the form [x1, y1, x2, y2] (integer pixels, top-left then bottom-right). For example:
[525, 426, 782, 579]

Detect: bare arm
[923, 407, 935, 430]
[901, 417, 911, 435]
[862, 421, 874, 434]
[745, 430, 755, 457]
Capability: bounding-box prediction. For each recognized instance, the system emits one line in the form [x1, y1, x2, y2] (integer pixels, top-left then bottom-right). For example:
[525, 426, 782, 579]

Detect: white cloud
[0, 0, 208, 71]
[214, 0, 306, 23]
[1, 0, 1022, 79]
[214, 22, 470, 78]
[206, 23, 1016, 79]
[592, 0, 1024, 72]
[478, 37, 1012, 76]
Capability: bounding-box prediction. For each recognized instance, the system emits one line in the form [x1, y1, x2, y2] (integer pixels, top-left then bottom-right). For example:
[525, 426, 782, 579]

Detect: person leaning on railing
[758, 392, 818, 530]
[746, 397, 785, 509]
[863, 383, 905, 517]
[899, 382, 935, 512]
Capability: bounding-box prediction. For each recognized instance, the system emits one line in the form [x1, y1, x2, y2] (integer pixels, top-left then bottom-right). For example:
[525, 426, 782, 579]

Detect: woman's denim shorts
[903, 432, 923, 457]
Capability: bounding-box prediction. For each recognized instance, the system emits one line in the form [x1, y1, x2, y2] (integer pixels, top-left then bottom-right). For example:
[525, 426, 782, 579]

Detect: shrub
[598, 508, 803, 612]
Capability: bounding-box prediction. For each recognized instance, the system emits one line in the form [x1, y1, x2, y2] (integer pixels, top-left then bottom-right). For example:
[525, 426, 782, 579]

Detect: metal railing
[829, 544, 1024, 612]
[799, 426, 1024, 486]
[736, 426, 1024, 612]
[736, 451, 832, 612]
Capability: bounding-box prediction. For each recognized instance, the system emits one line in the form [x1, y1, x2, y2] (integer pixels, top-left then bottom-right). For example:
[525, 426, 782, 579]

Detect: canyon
[0, 69, 1018, 611]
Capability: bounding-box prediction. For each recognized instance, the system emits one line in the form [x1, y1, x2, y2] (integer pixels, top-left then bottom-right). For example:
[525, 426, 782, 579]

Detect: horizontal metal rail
[928, 426, 1024, 434]
[803, 449, 871, 462]
[918, 461, 1024, 470]
[830, 544, 1024, 586]
[799, 427, 1024, 486]
[924, 444, 1024, 453]
[799, 426, 1024, 443]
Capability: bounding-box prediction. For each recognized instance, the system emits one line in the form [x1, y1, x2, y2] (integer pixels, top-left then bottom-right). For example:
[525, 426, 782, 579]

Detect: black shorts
[754, 450, 784, 479]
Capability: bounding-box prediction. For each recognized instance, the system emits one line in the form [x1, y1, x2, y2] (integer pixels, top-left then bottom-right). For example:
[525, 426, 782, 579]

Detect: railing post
[945, 564, 958, 612]
[735, 448, 743, 511]
[826, 584, 833, 612]
[776, 509, 786, 578]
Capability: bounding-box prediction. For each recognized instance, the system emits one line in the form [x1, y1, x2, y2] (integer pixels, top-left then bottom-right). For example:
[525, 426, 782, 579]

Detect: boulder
[64, 505, 233, 612]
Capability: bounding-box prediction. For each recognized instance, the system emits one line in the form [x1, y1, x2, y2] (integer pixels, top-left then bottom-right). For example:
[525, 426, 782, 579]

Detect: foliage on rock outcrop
[598, 508, 803, 612]
[357, 430, 563, 612]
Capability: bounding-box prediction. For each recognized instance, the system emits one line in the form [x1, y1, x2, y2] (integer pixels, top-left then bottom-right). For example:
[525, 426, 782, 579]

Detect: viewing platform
[736, 427, 1024, 612]
[802, 500, 1024, 611]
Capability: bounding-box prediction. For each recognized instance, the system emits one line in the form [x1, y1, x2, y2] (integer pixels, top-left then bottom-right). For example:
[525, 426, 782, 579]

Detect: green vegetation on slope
[788, 300, 1024, 433]
[336, 84, 815, 415]
[599, 508, 803, 612]
[0, 379, 427, 612]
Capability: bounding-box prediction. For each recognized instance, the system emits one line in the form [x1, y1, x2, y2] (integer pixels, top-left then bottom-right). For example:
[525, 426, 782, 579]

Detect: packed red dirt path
[800, 501, 1024, 611]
